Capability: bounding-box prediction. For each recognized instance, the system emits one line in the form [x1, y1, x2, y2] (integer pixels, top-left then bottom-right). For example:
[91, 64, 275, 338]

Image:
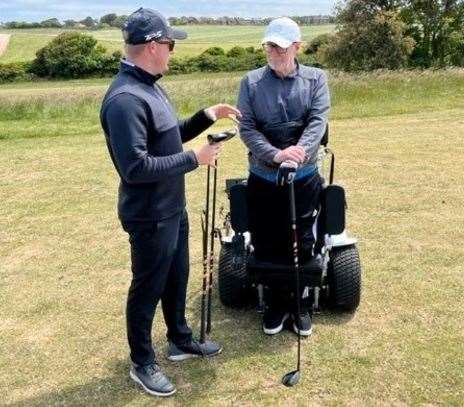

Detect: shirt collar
[120, 59, 162, 85]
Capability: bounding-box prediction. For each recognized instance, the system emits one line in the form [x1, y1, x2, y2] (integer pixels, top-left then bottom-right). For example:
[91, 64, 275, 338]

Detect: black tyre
[327, 245, 361, 312]
[218, 241, 250, 308]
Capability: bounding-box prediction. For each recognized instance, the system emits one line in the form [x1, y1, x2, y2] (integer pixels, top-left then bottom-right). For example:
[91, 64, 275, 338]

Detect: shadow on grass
[8, 357, 218, 407]
[314, 310, 357, 326]
[184, 285, 357, 361]
[9, 360, 137, 407]
[9, 285, 356, 406]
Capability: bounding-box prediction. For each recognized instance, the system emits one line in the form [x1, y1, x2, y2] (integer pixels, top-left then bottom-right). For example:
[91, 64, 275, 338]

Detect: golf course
[0, 25, 463, 407]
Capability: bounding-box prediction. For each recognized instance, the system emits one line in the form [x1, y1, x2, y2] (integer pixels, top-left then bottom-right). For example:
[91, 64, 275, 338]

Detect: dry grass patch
[1, 106, 463, 405]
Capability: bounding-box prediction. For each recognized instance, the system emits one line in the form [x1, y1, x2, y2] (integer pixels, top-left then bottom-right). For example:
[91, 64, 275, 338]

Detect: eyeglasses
[262, 42, 290, 55]
[155, 39, 175, 52]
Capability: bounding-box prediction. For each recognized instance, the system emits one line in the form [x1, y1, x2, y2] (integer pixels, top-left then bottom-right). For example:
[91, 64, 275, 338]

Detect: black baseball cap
[122, 8, 187, 45]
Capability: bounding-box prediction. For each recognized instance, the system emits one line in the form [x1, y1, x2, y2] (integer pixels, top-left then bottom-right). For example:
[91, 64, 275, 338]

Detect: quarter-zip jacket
[100, 61, 214, 221]
[238, 63, 330, 179]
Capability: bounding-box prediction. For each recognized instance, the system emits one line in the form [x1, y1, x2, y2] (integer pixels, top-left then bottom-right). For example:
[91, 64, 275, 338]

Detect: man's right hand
[273, 146, 306, 164]
[194, 142, 224, 166]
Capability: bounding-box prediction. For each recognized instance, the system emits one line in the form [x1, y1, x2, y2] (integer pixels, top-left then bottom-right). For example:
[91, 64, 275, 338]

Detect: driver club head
[282, 370, 300, 387]
[207, 128, 237, 144]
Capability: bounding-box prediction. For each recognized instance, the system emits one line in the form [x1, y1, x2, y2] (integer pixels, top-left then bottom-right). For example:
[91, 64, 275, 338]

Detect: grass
[1, 68, 464, 139]
[0, 69, 463, 405]
[0, 25, 335, 63]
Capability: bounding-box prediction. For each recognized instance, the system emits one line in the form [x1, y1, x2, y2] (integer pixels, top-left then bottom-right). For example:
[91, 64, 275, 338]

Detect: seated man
[237, 17, 330, 337]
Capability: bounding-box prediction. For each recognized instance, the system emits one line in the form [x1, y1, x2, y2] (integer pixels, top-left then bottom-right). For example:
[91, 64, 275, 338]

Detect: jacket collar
[120, 59, 162, 85]
[266, 59, 300, 80]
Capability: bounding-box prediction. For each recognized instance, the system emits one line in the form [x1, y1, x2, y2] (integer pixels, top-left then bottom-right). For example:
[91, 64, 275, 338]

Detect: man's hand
[273, 146, 306, 164]
[205, 104, 242, 121]
[194, 142, 224, 166]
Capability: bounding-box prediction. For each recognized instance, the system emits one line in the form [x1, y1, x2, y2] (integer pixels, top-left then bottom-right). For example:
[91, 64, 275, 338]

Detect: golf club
[200, 126, 237, 343]
[277, 161, 302, 387]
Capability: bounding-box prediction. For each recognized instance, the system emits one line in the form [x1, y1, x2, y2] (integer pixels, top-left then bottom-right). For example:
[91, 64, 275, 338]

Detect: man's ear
[147, 41, 157, 55]
[294, 42, 302, 52]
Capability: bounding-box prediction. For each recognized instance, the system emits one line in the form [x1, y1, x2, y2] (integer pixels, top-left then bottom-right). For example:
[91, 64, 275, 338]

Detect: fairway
[1, 70, 463, 405]
[0, 25, 335, 63]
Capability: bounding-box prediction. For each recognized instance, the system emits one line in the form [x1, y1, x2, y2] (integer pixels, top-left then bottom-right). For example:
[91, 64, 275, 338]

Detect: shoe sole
[129, 370, 176, 397]
[263, 313, 289, 335]
[167, 346, 223, 362]
[292, 323, 312, 337]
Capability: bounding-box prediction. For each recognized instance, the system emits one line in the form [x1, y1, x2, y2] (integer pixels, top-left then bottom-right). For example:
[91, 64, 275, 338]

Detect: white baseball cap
[262, 17, 301, 48]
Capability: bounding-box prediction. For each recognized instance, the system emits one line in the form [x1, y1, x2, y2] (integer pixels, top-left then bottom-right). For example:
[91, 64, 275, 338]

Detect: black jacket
[100, 61, 214, 221]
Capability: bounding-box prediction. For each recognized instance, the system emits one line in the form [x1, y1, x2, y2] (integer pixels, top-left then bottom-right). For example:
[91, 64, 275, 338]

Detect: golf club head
[207, 128, 237, 144]
[282, 370, 300, 387]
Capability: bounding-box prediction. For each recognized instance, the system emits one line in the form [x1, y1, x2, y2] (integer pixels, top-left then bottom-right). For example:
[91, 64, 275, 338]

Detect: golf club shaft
[289, 181, 302, 372]
[206, 160, 218, 334]
[200, 165, 211, 344]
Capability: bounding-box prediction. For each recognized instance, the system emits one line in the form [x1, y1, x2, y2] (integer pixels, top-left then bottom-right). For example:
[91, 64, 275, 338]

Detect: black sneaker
[167, 339, 222, 361]
[129, 362, 176, 397]
[292, 312, 313, 337]
[263, 308, 289, 335]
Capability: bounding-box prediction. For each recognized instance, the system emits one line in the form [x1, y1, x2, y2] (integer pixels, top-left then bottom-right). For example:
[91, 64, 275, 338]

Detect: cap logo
[145, 30, 163, 41]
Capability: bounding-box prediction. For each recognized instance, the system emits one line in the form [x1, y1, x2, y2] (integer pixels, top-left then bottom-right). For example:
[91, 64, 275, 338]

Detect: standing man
[238, 17, 330, 337]
[100, 8, 241, 397]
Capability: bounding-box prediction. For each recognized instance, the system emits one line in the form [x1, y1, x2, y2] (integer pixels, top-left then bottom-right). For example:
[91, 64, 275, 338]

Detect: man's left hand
[205, 104, 242, 121]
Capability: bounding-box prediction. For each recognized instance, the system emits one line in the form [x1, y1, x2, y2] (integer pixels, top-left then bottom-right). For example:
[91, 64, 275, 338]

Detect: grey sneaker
[167, 339, 222, 361]
[129, 362, 176, 397]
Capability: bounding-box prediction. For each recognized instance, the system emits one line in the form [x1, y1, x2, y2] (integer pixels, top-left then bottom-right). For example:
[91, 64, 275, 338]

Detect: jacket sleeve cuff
[186, 150, 199, 169]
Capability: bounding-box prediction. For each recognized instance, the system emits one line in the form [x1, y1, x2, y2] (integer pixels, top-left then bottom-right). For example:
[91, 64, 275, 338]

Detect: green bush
[101, 51, 123, 75]
[30, 32, 108, 78]
[1, 39, 326, 83]
[0, 62, 34, 83]
[226, 46, 247, 58]
[304, 33, 333, 55]
[298, 53, 322, 68]
[193, 54, 229, 72]
[202, 46, 226, 56]
[227, 53, 267, 71]
[320, 11, 415, 71]
[167, 57, 198, 75]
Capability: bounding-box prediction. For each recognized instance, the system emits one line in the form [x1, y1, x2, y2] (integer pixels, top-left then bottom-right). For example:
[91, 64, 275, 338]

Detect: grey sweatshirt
[238, 63, 330, 178]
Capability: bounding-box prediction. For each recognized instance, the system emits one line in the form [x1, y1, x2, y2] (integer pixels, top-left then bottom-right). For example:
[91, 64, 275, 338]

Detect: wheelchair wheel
[327, 245, 361, 312]
[218, 241, 250, 308]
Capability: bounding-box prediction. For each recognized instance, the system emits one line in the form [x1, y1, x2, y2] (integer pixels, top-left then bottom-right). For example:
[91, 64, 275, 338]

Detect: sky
[0, 1, 337, 22]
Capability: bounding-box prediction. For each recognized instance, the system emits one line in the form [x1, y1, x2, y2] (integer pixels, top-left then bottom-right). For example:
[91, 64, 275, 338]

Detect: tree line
[0, 14, 335, 30]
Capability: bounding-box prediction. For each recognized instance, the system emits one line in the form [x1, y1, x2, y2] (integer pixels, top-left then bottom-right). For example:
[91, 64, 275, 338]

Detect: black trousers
[247, 172, 322, 264]
[247, 172, 323, 313]
[121, 210, 192, 366]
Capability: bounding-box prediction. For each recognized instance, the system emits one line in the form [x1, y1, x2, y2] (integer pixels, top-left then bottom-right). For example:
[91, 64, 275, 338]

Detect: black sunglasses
[155, 39, 175, 51]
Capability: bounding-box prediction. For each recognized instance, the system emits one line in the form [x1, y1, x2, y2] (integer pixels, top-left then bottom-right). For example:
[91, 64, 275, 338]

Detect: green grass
[1, 69, 463, 405]
[0, 25, 335, 63]
[1, 68, 464, 139]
